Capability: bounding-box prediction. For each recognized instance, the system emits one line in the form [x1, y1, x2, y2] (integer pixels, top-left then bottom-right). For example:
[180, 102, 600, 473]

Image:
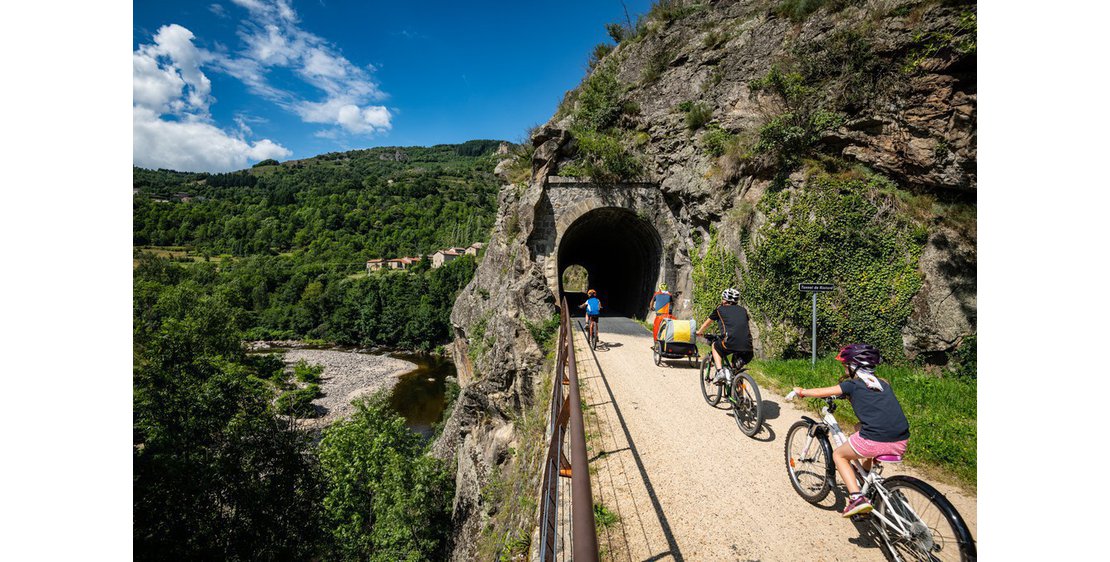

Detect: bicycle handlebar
[785, 390, 798, 400]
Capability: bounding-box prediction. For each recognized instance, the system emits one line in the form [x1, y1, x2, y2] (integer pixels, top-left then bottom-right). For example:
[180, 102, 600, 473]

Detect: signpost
[799, 283, 835, 366]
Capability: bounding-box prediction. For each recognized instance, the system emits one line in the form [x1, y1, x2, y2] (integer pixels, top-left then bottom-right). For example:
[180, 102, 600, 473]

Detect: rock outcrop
[436, 1, 976, 557]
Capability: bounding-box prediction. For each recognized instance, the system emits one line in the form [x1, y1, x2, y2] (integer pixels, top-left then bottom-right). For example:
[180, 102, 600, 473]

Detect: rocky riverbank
[281, 349, 416, 429]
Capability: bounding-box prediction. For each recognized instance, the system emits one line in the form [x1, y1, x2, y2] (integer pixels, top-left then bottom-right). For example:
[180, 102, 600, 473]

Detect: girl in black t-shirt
[791, 343, 911, 518]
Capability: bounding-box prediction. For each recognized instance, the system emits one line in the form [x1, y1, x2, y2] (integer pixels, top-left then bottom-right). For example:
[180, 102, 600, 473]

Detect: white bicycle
[783, 391, 976, 562]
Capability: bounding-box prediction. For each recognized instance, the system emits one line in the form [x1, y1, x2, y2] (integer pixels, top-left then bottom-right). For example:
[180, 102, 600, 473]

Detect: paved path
[574, 316, 977, 561]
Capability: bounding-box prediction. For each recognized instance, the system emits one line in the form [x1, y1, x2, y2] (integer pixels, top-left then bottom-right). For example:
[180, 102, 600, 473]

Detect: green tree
[317, 394, 453, 561]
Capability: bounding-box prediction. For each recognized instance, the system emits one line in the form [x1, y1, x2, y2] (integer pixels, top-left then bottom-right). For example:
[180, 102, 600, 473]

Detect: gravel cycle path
[576, 317, 977, 561]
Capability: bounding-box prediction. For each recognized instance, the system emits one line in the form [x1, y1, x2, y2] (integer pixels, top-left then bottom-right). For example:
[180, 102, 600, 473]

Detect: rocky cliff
[435, 1, 976, 557]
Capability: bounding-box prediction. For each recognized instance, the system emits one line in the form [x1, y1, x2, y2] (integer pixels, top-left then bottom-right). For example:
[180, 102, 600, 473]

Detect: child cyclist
[695, 288, 754, 384]
[792, 344, 911, 517]
[578, 289, 602, 341]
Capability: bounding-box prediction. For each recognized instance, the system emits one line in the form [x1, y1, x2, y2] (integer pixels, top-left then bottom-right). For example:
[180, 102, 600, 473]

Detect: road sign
[799, 283, 834, 366]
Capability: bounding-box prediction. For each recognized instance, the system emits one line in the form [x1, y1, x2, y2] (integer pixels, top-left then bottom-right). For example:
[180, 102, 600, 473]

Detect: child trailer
[653, 317, 699, 366]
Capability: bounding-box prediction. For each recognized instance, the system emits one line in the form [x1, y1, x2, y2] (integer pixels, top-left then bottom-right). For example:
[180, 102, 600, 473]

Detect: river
[386, 352, 456, 438]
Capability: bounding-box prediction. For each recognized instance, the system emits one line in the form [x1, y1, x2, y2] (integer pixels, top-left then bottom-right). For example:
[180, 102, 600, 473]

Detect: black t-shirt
[708, 305, 753, 352]
[838, 377, 911, 442]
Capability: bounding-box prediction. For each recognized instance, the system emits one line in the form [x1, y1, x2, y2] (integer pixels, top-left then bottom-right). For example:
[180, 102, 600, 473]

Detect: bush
[574, 61, 623, 132]
[588, 42, 614, 72]
[641, 45, 672, 84]
[318, 394, 453, 561]
[952, 333, 976, 379]
[293, 359, 323, 384]
[684, 101, 713, 131]
[253, 158, 280, 167]
[276, 384, 322, 418]
[566, 129, 643, 183]
[605, 22, 629, 44]
[525, 313, 561, 352]
[701, 124, 734, 157]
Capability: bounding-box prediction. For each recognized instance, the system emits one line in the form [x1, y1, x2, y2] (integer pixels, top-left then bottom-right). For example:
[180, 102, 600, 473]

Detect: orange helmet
[587, 289, 597, 296]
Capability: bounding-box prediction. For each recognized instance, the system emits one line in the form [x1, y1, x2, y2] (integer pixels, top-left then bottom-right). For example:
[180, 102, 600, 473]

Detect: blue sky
[133, 0, 653, 172]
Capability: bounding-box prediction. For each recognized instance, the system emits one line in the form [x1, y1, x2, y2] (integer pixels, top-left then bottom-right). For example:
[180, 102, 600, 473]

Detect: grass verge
[747, 357, 976, 489]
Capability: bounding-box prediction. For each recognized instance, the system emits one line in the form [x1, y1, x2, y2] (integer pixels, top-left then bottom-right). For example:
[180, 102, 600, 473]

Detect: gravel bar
[282, 349, 416, 429]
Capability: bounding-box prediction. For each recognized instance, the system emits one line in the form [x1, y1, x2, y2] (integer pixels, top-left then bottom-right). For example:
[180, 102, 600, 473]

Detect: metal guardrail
[537, 298, 598, 561]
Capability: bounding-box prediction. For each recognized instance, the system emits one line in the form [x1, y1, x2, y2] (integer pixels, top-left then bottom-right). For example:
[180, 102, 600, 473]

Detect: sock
[849, 492, 862, 500]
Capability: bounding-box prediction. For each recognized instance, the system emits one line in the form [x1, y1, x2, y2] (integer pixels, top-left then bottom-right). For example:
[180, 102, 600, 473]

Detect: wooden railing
[537, 298, 598, 561]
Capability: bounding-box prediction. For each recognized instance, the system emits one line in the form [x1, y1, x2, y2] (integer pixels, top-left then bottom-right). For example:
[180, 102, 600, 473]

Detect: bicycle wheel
[784, 421, 833, 503]
[730, 371, 764, 437]
[653, 341, 663, 366]
[699, 357, 722, 406]
[874, 476, 976, 562]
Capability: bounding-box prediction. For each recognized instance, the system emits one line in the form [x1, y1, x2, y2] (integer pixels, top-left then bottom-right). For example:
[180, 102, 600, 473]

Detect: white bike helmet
[721, 288, 740, 304]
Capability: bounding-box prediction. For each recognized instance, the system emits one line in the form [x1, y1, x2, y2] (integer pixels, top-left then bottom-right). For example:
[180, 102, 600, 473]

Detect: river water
[387, 352, 456, 438]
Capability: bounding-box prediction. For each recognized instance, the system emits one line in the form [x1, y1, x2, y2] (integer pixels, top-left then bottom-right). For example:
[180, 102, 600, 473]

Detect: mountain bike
[698, 334, 763, 437]
[586, 315, 599, 350]
[783, 392, 976, 562]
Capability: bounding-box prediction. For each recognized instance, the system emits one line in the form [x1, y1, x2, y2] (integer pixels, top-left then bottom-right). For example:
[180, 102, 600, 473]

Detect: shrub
[293, 359, 323, 384]
[641, 45, 672, 84]
[525, 313, 561, 352]
[567, 129, 644, 183]
[703, 26, 729, 50]
[318, 394, 453, 561]
[588, 42, 614, 72]
[574, 61, 623, 132]
[252, 158, 280, 167]
[684, 101, 713, 131]
[605, 22, 629, 44]
[701, 124, 734, 157]
[571, 132, 640, 181]
[776, 0, 861, 22]
[952, 333, 976, 379]
[275, 384, 322, 418]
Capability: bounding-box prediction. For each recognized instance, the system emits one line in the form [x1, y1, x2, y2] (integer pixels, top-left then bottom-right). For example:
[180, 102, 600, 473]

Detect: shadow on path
[578, 319, 685, 561]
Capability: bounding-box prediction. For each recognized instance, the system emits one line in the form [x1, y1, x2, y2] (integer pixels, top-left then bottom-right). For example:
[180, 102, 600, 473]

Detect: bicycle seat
[875, 454, 903, 463]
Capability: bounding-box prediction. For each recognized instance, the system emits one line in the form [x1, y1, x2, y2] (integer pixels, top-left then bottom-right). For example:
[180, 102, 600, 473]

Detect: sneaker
[842, 495, 873, 518]
[712, 369, 727, 385]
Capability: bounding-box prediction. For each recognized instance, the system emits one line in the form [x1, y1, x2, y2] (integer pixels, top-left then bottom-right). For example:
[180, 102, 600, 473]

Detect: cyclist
[695, 288, 754, 385]
[650, 283, 675, 339]
[791, 344, 911, 518]
[579, 289, 602, 342]
[650, 283, 673, 316]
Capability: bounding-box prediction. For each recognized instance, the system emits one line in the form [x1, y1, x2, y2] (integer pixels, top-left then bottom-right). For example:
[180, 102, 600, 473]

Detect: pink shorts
[848, 432, 908, 459]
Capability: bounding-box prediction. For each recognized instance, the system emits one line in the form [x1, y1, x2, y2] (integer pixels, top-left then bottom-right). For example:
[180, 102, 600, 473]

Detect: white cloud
[220, 0, 391, 135]
[133, 24, 290, 172]
[134, 107, 290, 172]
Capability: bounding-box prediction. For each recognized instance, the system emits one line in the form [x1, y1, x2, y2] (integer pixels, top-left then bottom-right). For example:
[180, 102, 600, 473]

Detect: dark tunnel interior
[558, 207, 662, 319]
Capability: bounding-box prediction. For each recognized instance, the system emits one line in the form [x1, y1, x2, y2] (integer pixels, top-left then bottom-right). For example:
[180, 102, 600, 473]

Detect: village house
[465, 242, 485, 256]
[366, 258, 386, 273]
[431, 248, 462, 268]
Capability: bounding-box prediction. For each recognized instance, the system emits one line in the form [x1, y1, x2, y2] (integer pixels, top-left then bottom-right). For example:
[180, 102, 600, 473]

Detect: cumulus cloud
[133, 24, 290, 172]
[134, 107, 290, 172]
[218, 0, 391, 135]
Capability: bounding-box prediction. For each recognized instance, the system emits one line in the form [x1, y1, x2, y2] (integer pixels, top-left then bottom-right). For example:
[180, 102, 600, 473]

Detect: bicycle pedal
[849, 513, 871, 522]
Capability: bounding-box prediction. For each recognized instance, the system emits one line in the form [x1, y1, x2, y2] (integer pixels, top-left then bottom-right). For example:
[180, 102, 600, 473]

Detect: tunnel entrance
[557, 207, 662, 319]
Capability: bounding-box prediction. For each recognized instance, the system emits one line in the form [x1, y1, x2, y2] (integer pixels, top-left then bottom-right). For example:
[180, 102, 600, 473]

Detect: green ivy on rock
[741, 170, 925, 360]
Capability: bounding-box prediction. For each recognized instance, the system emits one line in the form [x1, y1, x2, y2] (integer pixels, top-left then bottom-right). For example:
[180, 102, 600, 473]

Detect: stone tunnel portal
[557, 207, 662, 319]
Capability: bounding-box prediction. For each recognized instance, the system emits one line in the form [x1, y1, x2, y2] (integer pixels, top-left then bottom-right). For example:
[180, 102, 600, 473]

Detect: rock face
[436, 1, 976, 557]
